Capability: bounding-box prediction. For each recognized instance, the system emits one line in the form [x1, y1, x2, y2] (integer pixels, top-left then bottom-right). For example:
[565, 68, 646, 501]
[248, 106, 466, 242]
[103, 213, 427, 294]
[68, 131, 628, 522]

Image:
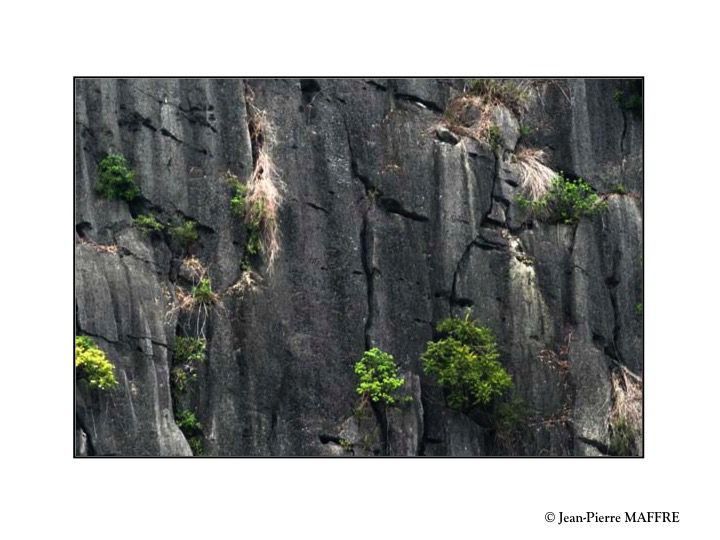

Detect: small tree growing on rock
[421, 311, 512, 412]
[96, 153, 140, 202]
[354, 348, 405, 406]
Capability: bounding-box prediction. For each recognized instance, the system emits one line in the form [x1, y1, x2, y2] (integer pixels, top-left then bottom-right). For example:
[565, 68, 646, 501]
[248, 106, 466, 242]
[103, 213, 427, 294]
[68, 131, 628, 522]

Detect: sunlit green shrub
[421, 312, 512, 411]
[354, 348, 405, 406]
[75, 335, 118, 390]
[516, 174, 607, 225]
[174, 336, 207, 364]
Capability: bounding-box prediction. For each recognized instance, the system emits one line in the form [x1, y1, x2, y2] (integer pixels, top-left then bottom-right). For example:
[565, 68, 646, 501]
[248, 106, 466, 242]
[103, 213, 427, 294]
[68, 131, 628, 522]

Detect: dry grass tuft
[465, 79, 534, 115]
[609, 365, 643, 453]
[513, 148, 556, 201]
[443, 95, 496, 143]
[181, 256, 206, 281]
[225, 270, 262, 298]
[78, 238, 120, 254]
[244, 92, 285, 271]
[167, 257, 220, 337]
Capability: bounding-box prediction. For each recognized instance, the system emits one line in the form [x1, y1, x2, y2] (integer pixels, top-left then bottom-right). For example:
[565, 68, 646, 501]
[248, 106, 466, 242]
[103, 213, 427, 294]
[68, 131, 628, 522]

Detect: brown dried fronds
[225, 270, 262, 298]
[610, 365, 643, 435]
[171, 286, 197, 315]
[443, 95, 495, 142]
[166, 260, 222, 337]
[244, 92, 285, 271]
[181, 256, 207, 282]
[538, 329, 573, 373]
[513, 148, 556, 201]
[466, 79, 534, 116]
[78, 238, 119, 254]
[246, 149, 283, 266]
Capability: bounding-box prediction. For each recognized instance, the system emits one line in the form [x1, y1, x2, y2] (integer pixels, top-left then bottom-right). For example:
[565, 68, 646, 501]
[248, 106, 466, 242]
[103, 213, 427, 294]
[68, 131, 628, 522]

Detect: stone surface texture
[75, 78, 643, 456]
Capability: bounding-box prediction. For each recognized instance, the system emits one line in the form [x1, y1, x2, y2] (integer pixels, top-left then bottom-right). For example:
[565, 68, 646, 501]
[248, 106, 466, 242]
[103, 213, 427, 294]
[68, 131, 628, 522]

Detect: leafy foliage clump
[191, 277, 216, 305]
[516, 174, 608, 225]
[134, 214, 164, 234]
[170, 220, 199, 247]
[228, 173, 269, 262]
[608, 417, 638, 456]
[97, 153, 140, 201]
[230, 180, 248, 216]
[175, 409, 204, 455]
[174, 336, 207, 364]
[354, 348, 405, 405]
[75, 335, 118, 390]
[176, 409, 201, 431]
[421, 312, 512, 411]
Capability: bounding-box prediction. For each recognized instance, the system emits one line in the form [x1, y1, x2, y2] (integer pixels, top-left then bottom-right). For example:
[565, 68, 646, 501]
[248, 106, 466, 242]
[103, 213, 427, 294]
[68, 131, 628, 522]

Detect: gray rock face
[75, 78, 643, 456]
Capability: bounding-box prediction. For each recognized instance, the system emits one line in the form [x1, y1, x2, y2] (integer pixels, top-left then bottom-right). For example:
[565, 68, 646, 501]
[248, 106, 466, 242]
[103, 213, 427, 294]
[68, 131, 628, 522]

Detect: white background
[1, 1, 718, 538]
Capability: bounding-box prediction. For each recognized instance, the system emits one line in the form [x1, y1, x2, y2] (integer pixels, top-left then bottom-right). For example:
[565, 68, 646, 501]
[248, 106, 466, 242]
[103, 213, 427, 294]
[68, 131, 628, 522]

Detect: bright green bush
[75, 335, 118, 390]
[134, 214, 164, 234]
[97, 153, 140, 201]
[175, 409, 201, 431]
[421, 312, 512, 411]
[354, 348, 405, 405]
[174, 336, 207, 364]
[170, 220, 199, 247]
[516, 174, 608, 225]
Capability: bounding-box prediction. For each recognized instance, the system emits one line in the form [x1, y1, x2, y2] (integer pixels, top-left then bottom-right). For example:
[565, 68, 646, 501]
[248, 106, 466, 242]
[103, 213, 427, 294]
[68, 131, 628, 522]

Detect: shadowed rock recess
[74, 78, 643, 457]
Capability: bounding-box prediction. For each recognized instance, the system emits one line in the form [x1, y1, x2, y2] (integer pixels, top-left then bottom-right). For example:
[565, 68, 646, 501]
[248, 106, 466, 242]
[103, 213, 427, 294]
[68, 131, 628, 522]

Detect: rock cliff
[75, 78, 643, 456]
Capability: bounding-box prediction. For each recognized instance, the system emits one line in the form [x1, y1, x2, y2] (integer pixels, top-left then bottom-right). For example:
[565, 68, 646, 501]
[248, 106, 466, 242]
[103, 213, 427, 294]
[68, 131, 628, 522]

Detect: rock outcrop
[75, 78, 643, 456]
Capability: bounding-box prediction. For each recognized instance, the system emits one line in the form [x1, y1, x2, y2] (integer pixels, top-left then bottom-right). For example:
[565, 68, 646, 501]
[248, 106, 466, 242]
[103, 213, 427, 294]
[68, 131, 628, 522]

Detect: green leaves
[134, 214, 164, 234]
[170, 220, 199, 247]
[97, 153, 140, 201]
[354, 348, 405, 405]
[230, 181, 248, 216]
[174, 336, 207, 364]
[421, 313, 512, 411]
[75, 335, 118, 391]
[175, 409, 204, 455]
[516, 174, 607, 225]
[191, 277, 215, 305]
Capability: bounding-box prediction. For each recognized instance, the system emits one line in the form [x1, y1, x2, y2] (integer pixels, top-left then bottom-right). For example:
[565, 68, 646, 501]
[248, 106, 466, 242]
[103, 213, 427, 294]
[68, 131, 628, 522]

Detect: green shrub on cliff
[516, 174, 607, 225]
[170, 220, 199, 247]
[97, 153, 140, 201]
[354, 348, 405, 405]
[75, 335, 118, 390]
[134, 214, 164, 235]
[175, 409, 204, 455]
[421, 312, 512, 411]
[174, 336, 207, 364]
[191, 277, 216, 305]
